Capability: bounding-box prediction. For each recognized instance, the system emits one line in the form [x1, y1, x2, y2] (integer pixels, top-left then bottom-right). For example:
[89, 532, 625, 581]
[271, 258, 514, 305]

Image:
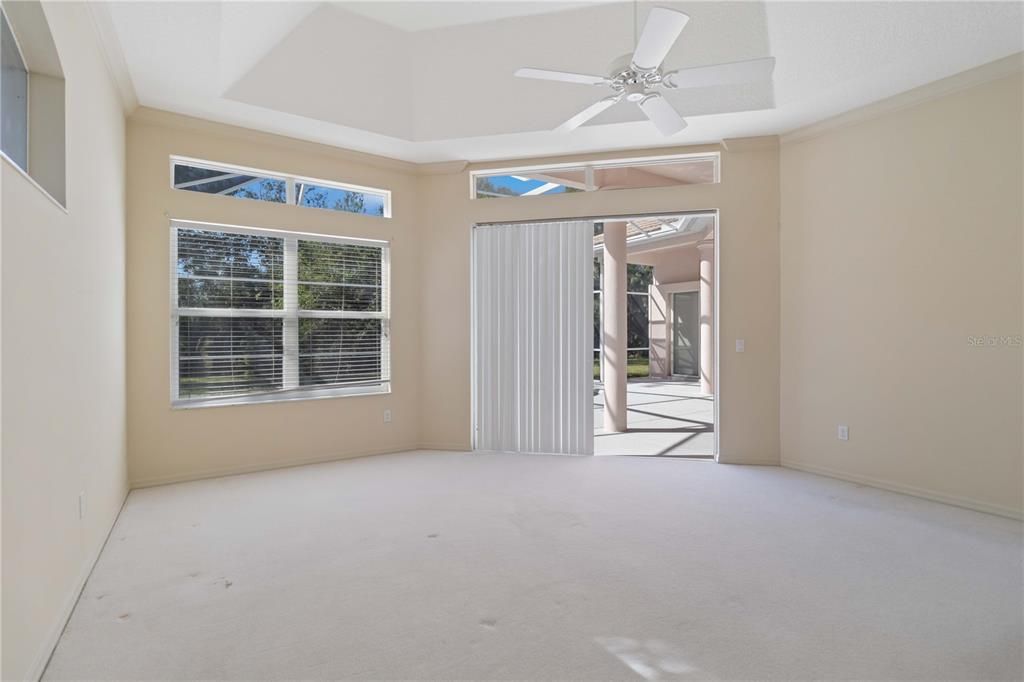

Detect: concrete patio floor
[594, 379, 715, 457]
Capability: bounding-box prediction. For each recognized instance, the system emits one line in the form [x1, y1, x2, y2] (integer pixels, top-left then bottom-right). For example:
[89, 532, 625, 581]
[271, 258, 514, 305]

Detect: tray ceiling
[99, 1, 1023, 163]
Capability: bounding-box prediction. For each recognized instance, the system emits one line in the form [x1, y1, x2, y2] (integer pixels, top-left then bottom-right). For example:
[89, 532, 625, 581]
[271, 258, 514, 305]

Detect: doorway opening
[471, 211, 717, 459]
[592, 214, 717, 458]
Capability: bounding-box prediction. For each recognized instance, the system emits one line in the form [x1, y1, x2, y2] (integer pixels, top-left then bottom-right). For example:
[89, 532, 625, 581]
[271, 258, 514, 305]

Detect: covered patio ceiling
[593, 214, 714, 253]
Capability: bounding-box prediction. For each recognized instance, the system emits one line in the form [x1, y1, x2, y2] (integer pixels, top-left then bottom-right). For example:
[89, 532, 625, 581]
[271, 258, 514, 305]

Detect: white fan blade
[638, 93, 687, 136]
[557, 96, 621, 132]
[515, 68, 609, 86]
[631, 8, 690, 72]
[662, 57, 775, 89]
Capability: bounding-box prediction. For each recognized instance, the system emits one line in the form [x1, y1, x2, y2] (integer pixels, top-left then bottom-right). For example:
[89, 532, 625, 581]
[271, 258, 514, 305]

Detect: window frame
[169, 155, 393, 219]
[0, 2, 30, 173]
[170, 219, 391, 409]
[469, 152, 721, 200]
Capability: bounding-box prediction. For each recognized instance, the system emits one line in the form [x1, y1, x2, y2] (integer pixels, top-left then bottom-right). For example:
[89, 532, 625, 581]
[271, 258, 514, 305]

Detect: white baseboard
[716, 457, 781, 466]
[781, 459, 1023, 520]
[27, 490, 129, 681]
[129, 444, 421, 489]
[417, 442, 471, 452]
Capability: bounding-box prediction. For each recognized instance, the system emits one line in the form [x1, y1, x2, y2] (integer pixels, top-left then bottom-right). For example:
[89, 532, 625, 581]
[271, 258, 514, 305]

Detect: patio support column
[697, 241, 714, 396]
[603, 221, 628, 433]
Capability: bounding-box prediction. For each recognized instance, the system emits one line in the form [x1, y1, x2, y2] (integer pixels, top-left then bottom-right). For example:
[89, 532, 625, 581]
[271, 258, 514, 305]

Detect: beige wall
[780, 69, 1024, 517]
[126, 110, 422, 487]
[632, 242, 701, 285]
[1, 3, 127, 679]
[418, 140, 781, 463]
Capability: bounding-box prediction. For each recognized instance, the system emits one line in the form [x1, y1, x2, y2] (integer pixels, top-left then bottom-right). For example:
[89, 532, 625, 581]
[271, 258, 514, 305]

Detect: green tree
[475, 176, 517, 198]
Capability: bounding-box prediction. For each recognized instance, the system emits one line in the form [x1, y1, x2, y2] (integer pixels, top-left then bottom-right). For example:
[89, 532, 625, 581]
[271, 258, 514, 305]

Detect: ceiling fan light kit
[515, 7, 775, 136]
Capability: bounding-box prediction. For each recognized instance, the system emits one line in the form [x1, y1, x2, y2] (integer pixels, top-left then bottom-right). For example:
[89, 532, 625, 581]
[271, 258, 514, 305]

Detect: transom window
[171, 221, 390, 407]
[472, 153, 719, 199]
[171, 157, 391, 218]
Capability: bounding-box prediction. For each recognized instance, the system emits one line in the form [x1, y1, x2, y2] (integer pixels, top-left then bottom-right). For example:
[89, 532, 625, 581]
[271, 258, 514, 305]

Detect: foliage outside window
[172, 221, 389, 407]
[296, 181, 386, 216]
[593, 253, 653, 380]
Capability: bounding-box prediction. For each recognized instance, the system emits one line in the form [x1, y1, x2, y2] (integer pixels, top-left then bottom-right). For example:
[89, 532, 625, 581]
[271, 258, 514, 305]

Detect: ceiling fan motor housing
[608, 54, 665, 101]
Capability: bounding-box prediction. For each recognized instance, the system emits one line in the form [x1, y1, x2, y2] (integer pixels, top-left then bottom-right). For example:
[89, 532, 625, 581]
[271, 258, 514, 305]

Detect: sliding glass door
[473, 221, 594, 455]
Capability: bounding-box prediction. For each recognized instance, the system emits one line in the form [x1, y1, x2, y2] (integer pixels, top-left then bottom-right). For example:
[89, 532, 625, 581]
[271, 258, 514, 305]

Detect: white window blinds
[172, 221, 389, 406]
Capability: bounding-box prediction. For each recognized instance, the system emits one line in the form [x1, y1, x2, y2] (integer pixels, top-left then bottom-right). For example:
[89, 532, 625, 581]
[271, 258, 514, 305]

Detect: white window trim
[169, 155, 392, 218]
[169, 219, 391, 409]
[469, 151, 721, 199]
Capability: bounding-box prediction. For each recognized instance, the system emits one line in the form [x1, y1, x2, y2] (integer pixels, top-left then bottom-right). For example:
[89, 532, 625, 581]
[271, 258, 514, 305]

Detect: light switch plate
[837, 424, 849, 441]
[735, 339, 745, 353]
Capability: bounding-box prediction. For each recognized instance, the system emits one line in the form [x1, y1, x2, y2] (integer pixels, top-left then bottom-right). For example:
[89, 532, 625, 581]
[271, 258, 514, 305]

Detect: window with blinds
[171, 221, 390, 407]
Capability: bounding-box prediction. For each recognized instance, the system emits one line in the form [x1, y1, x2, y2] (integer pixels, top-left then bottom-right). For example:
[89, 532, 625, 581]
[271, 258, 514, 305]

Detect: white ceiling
[337, 1, 616, 32]
[98, 1, 1023, 164]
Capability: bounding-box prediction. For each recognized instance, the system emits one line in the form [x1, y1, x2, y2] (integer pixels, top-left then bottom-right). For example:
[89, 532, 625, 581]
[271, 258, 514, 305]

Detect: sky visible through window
[475, 174, 574, 198]
[296, 182, 386, 216]
[1, 8, 29, 170]
[172, 161, 389, 217]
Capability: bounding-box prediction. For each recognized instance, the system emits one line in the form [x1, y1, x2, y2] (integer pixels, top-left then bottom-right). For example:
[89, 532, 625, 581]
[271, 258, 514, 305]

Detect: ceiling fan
[514, 7, 775, 136]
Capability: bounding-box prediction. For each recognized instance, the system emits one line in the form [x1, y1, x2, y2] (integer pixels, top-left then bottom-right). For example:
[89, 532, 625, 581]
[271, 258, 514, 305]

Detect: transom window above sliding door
[171, 221, 390, 407]
[471, 153, 719, 199]
[170, 157, 391, 218]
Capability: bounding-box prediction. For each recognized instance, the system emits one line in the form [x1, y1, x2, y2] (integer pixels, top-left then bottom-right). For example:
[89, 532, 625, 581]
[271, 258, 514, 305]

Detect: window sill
[172, 382, 390, 410]
[1, 150, 68, 213]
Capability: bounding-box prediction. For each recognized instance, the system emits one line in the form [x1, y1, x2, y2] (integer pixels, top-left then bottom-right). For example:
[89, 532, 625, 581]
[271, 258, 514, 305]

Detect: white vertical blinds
[171, 221, 389, 406]
[473, 221, 594, 455]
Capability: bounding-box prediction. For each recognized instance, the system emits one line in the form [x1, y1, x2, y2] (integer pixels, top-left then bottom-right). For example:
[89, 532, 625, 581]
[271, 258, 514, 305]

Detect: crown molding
[782, 52, 1024, 146]
[86, 1, 138, 113]
[121, 51, 1023, 174]
[464, 142, 725, 173]
[415, 160, 470, 176]
[721, 135, 779, 152]
[129, 107, 421, 175]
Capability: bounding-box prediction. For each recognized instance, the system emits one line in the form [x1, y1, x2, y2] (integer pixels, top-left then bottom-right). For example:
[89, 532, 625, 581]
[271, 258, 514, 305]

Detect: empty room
[1, 1, 1022, 680]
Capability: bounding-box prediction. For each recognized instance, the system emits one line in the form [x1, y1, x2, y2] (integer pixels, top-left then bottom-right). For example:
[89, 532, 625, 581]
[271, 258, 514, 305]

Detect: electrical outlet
[383, 409, 392, 424]
[735, 339, 745, 353]
[837, 424, 849, 441]
[78, 492, 86, 519]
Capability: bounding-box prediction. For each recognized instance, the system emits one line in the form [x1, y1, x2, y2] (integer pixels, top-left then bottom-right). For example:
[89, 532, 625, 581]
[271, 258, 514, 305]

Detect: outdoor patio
[594, 379, 715, 457]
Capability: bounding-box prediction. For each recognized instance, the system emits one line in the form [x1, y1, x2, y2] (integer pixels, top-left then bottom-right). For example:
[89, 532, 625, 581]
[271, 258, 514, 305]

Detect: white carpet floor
[46, 451, 1022, 680]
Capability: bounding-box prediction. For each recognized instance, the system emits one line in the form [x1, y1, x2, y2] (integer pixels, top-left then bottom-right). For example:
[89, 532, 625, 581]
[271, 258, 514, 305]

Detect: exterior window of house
[295, 180, 387, 216]
[173, 159, 287, 204]
[171, 221, 390, 407]
[1, 5, 29, 171]
[171, 157, 391, 218]
[472, 153, 719, 199]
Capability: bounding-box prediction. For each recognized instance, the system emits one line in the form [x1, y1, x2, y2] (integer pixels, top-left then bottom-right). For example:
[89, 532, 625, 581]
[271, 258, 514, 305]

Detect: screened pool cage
[593, 245, 652, 384]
